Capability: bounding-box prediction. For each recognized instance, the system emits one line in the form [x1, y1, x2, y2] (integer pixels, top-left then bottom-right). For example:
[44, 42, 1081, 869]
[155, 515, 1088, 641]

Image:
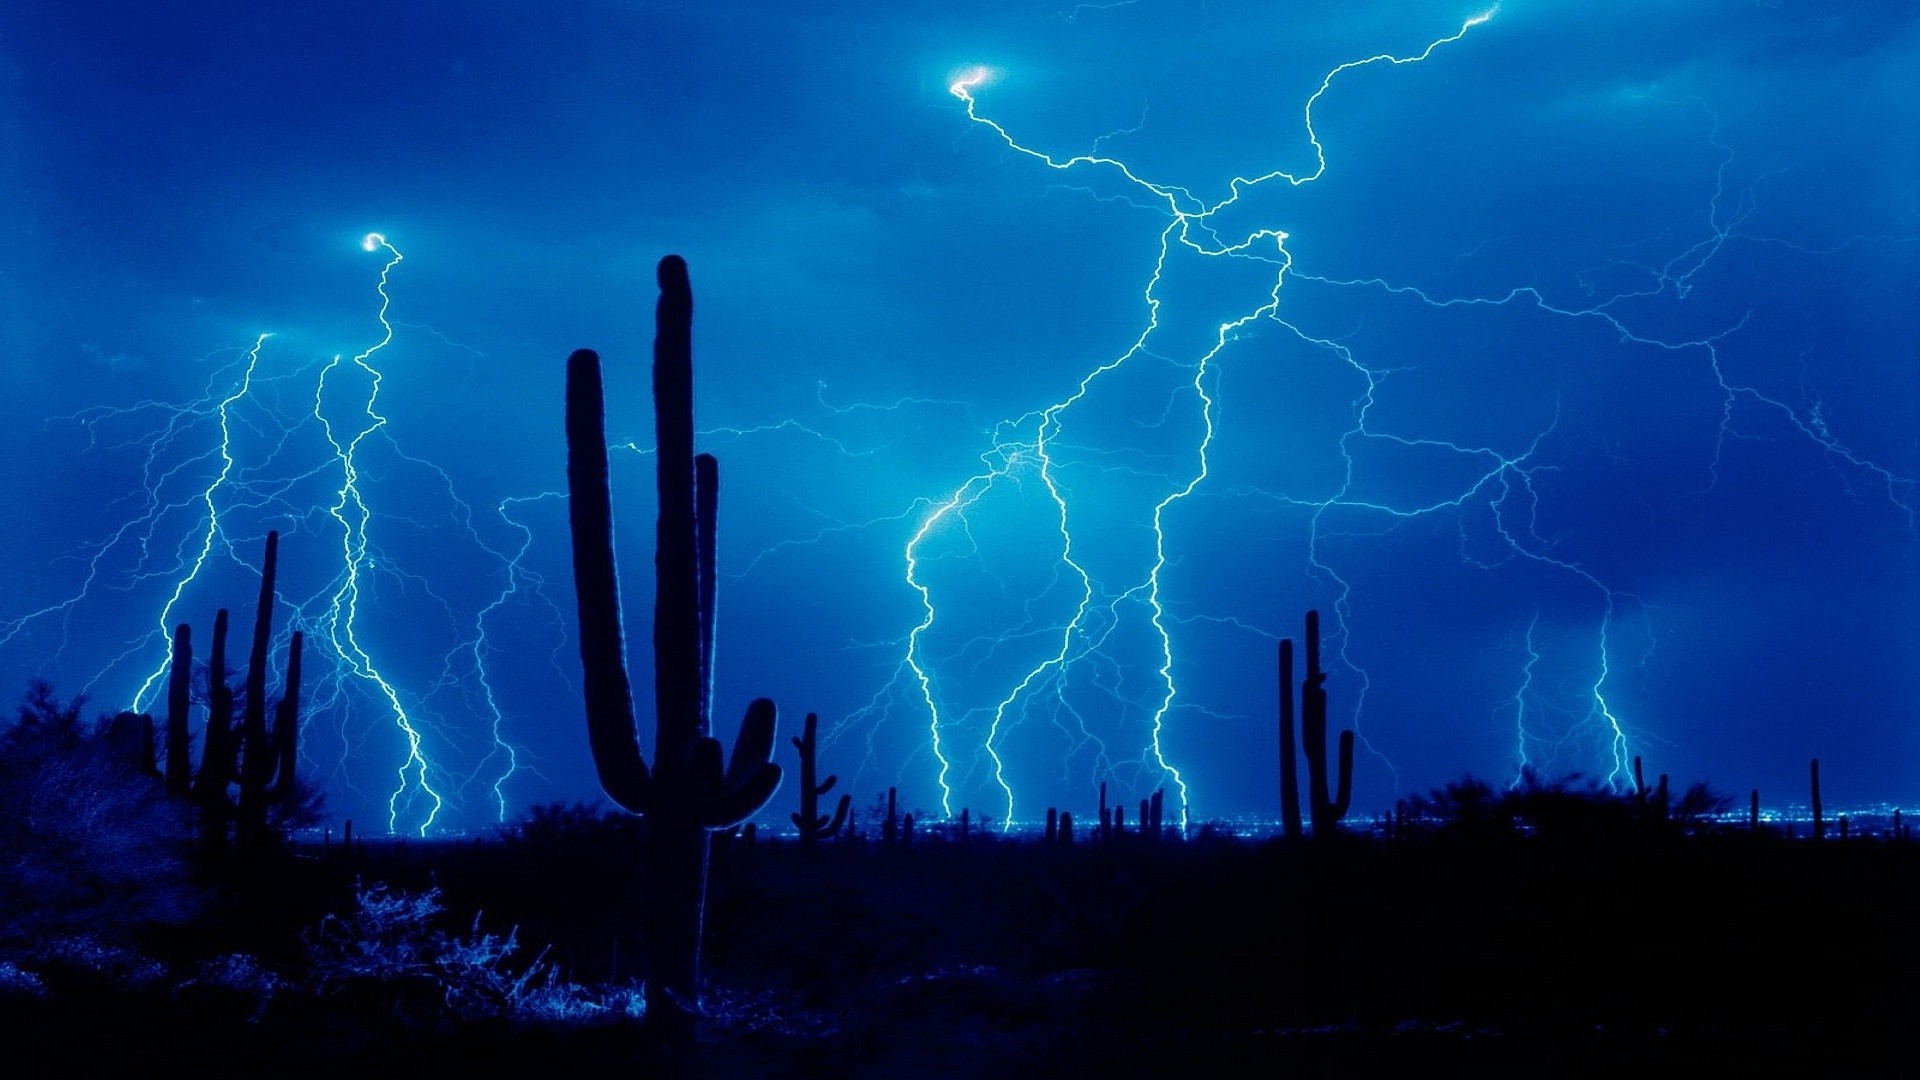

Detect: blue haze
[0, 1, 1914, 832]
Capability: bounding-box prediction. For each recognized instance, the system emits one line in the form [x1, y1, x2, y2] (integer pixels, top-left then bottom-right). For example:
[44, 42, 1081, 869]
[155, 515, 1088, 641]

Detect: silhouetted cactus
[192, 609, 236, 854]
[883, 786, 899, 845]
[1278, 637, 1303, 840]
[1810, 758, 1824, 841]
[165, 624, 192, 799]
[565, 254, 782, 1020]
[790, 712, 849, 847]
[160, 534, 307, 861]
[233, 532, 302, 854]
[1632, 756, 1670, 827]
[1290, 610, 1352, 839]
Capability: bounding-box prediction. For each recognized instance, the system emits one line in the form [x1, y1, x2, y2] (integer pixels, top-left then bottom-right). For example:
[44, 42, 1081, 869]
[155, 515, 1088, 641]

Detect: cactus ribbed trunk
[566, 255, 782, 1028]
[645, 255, 710, 1018]
[237, 531, 278, 852]
[195, 609, 234, 853]
[1298, 610, 1352, 839]
[1810, 758, 1824, 841]
[696, 453, 718, 724]
[1278, 638, 1302, 840]
[165, 624, 193, 799]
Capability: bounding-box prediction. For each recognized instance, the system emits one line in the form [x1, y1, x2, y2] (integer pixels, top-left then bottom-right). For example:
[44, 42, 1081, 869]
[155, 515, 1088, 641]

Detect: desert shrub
[0, 682, 199, 944]
[305, 880, 583, 1023]
[172, 952, 287, 1021]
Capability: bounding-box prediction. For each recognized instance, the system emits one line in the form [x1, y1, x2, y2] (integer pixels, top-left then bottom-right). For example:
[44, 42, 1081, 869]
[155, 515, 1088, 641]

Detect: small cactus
[1810, 758, 1824, 841]
[789, 712, 849, 847]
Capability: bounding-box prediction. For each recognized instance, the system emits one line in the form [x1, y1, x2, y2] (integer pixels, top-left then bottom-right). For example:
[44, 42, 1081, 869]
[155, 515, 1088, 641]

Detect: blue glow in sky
[2, 1, 1915, 833]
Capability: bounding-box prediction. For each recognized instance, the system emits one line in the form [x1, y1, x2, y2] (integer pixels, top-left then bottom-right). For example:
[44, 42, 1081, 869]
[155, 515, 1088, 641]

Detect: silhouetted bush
[305, 880, 604, 1023]
[0, 681, 200, 944]
[1410, 768, 1734, 843]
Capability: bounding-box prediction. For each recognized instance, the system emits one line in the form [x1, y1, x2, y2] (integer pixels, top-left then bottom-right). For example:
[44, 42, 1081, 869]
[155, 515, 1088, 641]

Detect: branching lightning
[877, 11, 1505, 828]
[830, 2, 1915, 827]
[3, 234, 556, 835]
[6, 5, 1910, 836]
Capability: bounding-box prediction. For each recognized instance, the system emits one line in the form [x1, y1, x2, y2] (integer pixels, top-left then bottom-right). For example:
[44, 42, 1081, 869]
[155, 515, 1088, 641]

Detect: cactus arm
[703, 762, 782, 828]
[824, 792, 851, 836]
[722, 695, 777, 792]
[701, 698, 782, 827]
[1296, 609, 1354, 837]
[565, 347, 652, 813]
[696, 453, 718, 724]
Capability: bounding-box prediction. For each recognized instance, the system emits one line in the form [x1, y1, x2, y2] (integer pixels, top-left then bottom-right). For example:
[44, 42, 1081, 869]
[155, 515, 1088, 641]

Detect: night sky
[2, 1, 1914, 834]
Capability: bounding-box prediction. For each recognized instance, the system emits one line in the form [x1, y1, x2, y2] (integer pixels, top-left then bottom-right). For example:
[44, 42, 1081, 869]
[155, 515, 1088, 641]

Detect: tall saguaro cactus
[565, 254, 782, 1020]
[172, 531, 305, 858]
[1279, 610, 1352, 839]
[193, 608, 236, 854]
[1277, 638, 1303, 840]
[165, 624, 193, 799]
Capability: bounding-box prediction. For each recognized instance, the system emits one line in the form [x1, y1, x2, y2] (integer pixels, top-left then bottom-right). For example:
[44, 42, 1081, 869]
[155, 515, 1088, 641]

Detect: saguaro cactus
[165, 624, 193, 799]
[236, 532, 302, 852]
[1278, 637, 1303, 840]
[565, 254, 782, 1019]
[1287, 610, 1352, 839]
[790, 712, 849, 846]
[170, 532, 306, 857]
[193, 609, 236, 853]
[1810, 757, 1824, 841]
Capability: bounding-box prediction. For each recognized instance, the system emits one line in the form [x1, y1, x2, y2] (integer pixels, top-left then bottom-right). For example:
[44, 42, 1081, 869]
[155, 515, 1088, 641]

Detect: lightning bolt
[916, 3, 1917, 820]
[894, 12, 1503, 829]
[5, 233, 553, 835]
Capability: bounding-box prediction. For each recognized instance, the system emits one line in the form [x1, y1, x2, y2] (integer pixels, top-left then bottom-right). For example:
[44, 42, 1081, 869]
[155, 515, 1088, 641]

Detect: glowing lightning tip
[1467, 4, 1499, 27]
[362, 232, 386, 252]
[948, 65, 992, 99]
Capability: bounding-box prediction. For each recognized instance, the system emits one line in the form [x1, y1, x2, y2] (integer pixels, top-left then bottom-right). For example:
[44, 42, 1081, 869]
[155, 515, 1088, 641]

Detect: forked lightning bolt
[3, 234, 546, 835]
[912, 1, 1913, 821]
[888, 11, 1502, 829]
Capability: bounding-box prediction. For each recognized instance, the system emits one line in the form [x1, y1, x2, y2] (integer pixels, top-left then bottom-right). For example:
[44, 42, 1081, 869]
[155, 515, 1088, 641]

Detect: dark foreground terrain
[5, 805, 1917, 1077]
